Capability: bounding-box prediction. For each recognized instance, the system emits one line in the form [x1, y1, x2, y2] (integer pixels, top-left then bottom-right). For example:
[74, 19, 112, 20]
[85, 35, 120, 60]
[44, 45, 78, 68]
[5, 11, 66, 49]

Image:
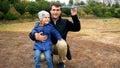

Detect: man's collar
[50, 16, 61, 22]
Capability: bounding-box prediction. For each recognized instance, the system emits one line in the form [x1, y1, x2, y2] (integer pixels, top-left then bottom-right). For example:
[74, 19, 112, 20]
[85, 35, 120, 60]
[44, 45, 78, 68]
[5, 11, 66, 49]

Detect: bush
[0, 0, 10, 14]
[78, 9, 86, 17]
[4, 11, 19, 20]
[104, 12, 112, 17]
[14, 2, 27, 15]
[26, 2, 39, 16]
[83, 6, 92, 15]
[114, 8, 120, 18]
[62, 8, 71, 16]
[21, 12, 33, 19]
[0, 11, 4, 19]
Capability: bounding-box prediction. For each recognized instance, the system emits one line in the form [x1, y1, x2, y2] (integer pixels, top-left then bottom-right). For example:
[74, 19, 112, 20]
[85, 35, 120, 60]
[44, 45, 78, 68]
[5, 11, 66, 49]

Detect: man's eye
[52, 9, 60, 11]
[57, 9, 60, 11]
[52, 9, 55, 11]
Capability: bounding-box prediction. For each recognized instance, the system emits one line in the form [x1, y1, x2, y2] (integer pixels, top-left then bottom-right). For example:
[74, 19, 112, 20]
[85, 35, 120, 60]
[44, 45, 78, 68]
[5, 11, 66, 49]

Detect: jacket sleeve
[29, 22, 39, 41]
[50, 25, 62, 40]
[67, 15, 81, 31]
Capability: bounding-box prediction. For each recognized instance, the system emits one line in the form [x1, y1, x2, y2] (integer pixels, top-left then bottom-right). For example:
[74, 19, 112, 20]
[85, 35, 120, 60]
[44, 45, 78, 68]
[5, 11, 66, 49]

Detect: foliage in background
[0, 0, 120, 20]
[14, 2, 27, 15]
[114, 8, 120, 18]
[0, 0, 10, 14]
[8, 0, 19, 4]
[68, 0, 73, 6]
[37, 0, 50, 12]
[83, 1, 120, 18]
[0, 11, 4, 19]
[4, 11, 19, 20]
[26, 2, 39, 20]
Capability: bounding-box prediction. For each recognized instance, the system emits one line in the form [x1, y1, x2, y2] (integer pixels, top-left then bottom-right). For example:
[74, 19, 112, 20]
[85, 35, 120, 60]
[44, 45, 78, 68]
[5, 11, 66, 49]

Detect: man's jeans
[34, 50, 53, 68]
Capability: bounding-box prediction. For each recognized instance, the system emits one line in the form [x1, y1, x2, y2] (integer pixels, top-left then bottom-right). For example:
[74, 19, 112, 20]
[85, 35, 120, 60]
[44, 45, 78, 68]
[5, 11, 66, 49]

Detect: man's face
[50, 6, 61, 20]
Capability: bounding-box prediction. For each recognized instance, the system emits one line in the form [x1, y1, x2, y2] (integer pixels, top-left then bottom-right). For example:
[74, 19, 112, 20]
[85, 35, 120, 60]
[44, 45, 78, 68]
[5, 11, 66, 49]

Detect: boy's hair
[49, 2, 62, 10]
[38, 10, 49, 21]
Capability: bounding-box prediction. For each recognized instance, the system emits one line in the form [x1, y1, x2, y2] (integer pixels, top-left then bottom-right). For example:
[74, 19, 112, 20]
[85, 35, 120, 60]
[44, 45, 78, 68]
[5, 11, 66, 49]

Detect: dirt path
[0, 31, 120, 68]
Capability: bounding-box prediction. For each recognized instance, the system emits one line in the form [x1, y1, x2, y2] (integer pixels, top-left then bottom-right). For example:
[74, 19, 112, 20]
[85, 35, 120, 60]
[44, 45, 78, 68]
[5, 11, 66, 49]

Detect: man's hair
[49, 2, 61, 10]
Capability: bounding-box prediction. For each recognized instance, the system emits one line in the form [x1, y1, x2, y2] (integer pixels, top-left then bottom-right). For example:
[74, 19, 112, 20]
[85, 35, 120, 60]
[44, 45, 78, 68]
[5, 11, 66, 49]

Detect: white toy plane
[61, 5, 86, 9]
[61, 0, 87, 9]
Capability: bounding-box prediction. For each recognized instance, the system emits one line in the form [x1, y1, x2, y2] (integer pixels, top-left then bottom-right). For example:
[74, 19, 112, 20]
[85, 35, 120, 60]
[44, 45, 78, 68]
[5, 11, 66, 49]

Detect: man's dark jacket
[50, 15, 81, 44]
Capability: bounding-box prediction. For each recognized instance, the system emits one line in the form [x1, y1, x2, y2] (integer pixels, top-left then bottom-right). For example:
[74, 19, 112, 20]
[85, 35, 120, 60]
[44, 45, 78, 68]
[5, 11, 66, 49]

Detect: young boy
[30, 10, 63, 68]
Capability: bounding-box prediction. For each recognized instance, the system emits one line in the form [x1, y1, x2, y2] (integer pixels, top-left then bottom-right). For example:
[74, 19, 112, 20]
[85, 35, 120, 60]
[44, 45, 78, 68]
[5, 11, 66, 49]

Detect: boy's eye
[44, 17, 50, 18]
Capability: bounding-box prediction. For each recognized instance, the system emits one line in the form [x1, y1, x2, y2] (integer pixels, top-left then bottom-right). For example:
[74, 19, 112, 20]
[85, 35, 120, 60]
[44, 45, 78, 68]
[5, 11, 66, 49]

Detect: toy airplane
[61, 5, 87, 9]
[61, 0, 87, 9]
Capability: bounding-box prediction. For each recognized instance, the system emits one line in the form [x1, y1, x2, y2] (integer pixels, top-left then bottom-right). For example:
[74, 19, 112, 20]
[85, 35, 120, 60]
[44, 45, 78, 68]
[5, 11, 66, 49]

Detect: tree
[37, 0, 50, 12]
[14, 2, 27, 15]
[114, 8, 120, 18]
[114, 2, 120, 8]
[0, 0, 10, 14]
[62, 8, 71, 16]
[83, 6, 92, 15]
[8, 0, 19, 4]
[26, 2, 39, 19]
[69, 0, 73, 5]
[0, 11, 4, 19]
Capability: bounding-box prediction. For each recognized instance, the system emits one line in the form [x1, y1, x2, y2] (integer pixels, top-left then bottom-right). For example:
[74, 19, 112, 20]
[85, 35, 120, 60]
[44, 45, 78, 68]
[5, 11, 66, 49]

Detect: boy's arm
[29, 27, 38, 41]
[29, 23, 37, 41]
[51, 25, 62, 40]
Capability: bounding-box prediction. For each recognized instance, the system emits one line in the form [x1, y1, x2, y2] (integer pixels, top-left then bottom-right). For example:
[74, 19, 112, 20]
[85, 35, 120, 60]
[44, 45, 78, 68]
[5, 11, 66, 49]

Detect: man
[29, 2, 81, 68]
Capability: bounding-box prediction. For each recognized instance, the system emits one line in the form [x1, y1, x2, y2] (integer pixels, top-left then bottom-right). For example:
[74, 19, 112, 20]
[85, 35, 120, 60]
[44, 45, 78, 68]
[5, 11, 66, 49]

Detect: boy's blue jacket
[31, 22, 62, 50]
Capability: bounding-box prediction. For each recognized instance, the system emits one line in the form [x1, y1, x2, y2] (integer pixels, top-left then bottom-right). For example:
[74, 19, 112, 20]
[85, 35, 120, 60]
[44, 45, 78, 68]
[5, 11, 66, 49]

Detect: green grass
[0, 25, 7, 29]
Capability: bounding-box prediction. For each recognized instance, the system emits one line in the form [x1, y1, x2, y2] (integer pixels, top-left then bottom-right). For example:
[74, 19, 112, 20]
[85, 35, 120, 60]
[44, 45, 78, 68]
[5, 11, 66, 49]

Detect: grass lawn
[0, 18, 120, 32]
[0, 18, 120, 45]
[0, 18, 120, 68]
[0, 20, 36, 32]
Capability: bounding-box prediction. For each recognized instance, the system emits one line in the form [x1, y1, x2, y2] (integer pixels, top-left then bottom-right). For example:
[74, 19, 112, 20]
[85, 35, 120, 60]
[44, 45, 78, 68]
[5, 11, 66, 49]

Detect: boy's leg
[34, 50, 42, 68]
[44, 50, 53, 68]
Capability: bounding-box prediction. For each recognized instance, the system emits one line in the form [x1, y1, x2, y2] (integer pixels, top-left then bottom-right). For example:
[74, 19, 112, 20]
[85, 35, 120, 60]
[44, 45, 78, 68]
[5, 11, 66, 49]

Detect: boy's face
[42, 14, 50, 24]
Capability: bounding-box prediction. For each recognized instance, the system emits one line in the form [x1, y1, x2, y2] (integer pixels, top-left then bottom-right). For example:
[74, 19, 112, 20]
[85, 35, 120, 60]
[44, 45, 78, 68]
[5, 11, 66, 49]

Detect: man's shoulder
[61, 18, 67, 21]
[61, 18, 68, 23]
